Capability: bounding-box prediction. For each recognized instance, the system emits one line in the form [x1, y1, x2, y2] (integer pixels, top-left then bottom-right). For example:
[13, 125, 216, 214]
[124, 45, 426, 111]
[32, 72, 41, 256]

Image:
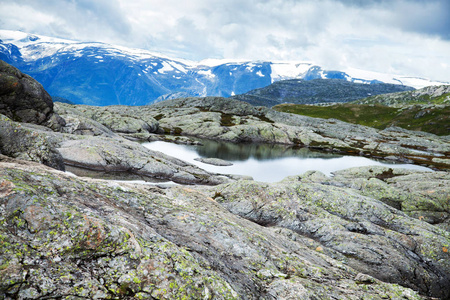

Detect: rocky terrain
[142, 97, 450, 171]
[353, 85, 450, 106]
[1, 61, 449, 299]
[0, 60, 65, 131]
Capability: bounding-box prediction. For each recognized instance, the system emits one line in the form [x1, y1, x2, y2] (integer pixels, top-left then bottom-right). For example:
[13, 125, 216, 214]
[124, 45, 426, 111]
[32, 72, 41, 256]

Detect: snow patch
[270, 62, 313, 83]
[197, 69, 215, 79]
[159, 61, 174, 73]
[344, 67, 448, 89]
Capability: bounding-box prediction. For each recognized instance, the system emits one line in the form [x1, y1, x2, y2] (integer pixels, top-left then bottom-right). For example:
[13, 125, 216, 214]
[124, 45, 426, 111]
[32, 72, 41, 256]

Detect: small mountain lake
[142, 139, 432, 183]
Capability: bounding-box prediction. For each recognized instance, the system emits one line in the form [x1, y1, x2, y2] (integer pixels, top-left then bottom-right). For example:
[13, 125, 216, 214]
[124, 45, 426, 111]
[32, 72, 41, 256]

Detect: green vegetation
[355, 91, 450, 106]
[273, 103, 450, 136]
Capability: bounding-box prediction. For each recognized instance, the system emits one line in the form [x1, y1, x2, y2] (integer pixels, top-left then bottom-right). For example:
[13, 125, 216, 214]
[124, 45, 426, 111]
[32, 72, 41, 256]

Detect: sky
[1, 0, 449, 81]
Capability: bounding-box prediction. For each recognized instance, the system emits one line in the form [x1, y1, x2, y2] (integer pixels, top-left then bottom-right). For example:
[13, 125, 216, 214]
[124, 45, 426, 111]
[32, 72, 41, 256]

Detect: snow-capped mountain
[0, 30, 447, 106]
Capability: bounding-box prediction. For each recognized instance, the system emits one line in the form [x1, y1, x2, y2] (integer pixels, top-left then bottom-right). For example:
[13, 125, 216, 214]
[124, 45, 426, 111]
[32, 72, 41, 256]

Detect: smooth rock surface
[0, 114, 65, 170]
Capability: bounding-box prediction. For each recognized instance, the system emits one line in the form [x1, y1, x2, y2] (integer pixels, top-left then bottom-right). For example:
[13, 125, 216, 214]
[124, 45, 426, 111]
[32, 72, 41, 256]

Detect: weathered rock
[147, 133, 202, 145]
[194, 157, 234, 166]
[0, 60, 65, 131]
[57, 135, 230, 185]
[0, 157, 429, 299]
[55, 103, 118, 137]
[0, 108, 234, 185]
[326, 166, 450, 231]
[0, 114, 65, 170]
[200, 169, 450, 298]
[55, 103, 159, 138]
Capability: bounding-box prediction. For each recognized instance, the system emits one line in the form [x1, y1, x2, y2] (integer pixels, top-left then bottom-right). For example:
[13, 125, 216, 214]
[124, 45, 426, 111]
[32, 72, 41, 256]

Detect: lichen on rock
[0, 158, 435, 299]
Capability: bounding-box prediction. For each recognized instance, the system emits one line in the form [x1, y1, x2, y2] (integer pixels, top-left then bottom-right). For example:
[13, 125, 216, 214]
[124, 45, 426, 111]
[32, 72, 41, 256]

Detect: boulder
[0, 60, 65, 131]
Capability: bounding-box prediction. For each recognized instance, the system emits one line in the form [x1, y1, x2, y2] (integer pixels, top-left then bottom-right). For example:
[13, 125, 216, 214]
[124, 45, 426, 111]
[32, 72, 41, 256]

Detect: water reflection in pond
[142, 139, 431, 183]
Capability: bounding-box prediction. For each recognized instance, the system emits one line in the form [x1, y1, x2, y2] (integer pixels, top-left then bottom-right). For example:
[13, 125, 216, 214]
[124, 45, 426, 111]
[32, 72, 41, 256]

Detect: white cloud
[0, 0, 449, 81]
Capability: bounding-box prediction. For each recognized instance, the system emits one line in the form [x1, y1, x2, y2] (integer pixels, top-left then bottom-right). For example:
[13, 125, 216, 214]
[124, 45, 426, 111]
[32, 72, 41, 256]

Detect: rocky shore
[1, 60, 449, 299]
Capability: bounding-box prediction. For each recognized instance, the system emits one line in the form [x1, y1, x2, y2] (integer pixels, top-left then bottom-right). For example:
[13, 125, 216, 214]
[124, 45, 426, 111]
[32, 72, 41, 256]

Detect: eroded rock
[145, 97, 450, 170]
[57, 135, 230, 185]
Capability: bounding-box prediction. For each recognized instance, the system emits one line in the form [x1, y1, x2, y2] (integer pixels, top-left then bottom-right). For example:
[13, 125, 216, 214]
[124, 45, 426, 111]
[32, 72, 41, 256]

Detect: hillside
[273, 103, 450, 136]
[271, 84, 450, 135]
[353, 84, 450, 106]
[231, 78, 414, 107]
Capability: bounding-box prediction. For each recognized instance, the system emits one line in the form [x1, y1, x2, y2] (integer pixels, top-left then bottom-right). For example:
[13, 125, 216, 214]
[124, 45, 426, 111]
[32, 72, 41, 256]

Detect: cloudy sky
[1, 0, 449, 81]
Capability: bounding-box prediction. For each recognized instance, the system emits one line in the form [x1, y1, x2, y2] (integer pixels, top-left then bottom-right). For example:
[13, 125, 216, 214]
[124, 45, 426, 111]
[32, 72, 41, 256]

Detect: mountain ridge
[230, 78, 415, 107]
[1, 29, 448, 106]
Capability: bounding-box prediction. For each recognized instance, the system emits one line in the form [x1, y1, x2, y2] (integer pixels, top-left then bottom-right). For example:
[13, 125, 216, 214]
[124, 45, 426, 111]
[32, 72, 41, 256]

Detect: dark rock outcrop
[0, 60, 65, 131]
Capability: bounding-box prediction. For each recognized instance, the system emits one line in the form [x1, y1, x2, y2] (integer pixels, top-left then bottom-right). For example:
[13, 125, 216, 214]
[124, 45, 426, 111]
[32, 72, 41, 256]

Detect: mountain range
[1, 30, 448, 106]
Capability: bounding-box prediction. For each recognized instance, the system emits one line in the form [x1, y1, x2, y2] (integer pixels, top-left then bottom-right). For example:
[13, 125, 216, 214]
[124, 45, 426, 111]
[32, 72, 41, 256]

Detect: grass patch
[273, 103, 450, 136]
[153, 114, 165, 121]
[220, 113, 235, 127]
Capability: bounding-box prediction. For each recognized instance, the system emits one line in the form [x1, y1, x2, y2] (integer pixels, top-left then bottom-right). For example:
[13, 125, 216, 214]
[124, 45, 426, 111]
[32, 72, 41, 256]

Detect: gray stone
[0, 114, 65, 170]
[194, 157, 233, 166]
[56, 135, 230, 185]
